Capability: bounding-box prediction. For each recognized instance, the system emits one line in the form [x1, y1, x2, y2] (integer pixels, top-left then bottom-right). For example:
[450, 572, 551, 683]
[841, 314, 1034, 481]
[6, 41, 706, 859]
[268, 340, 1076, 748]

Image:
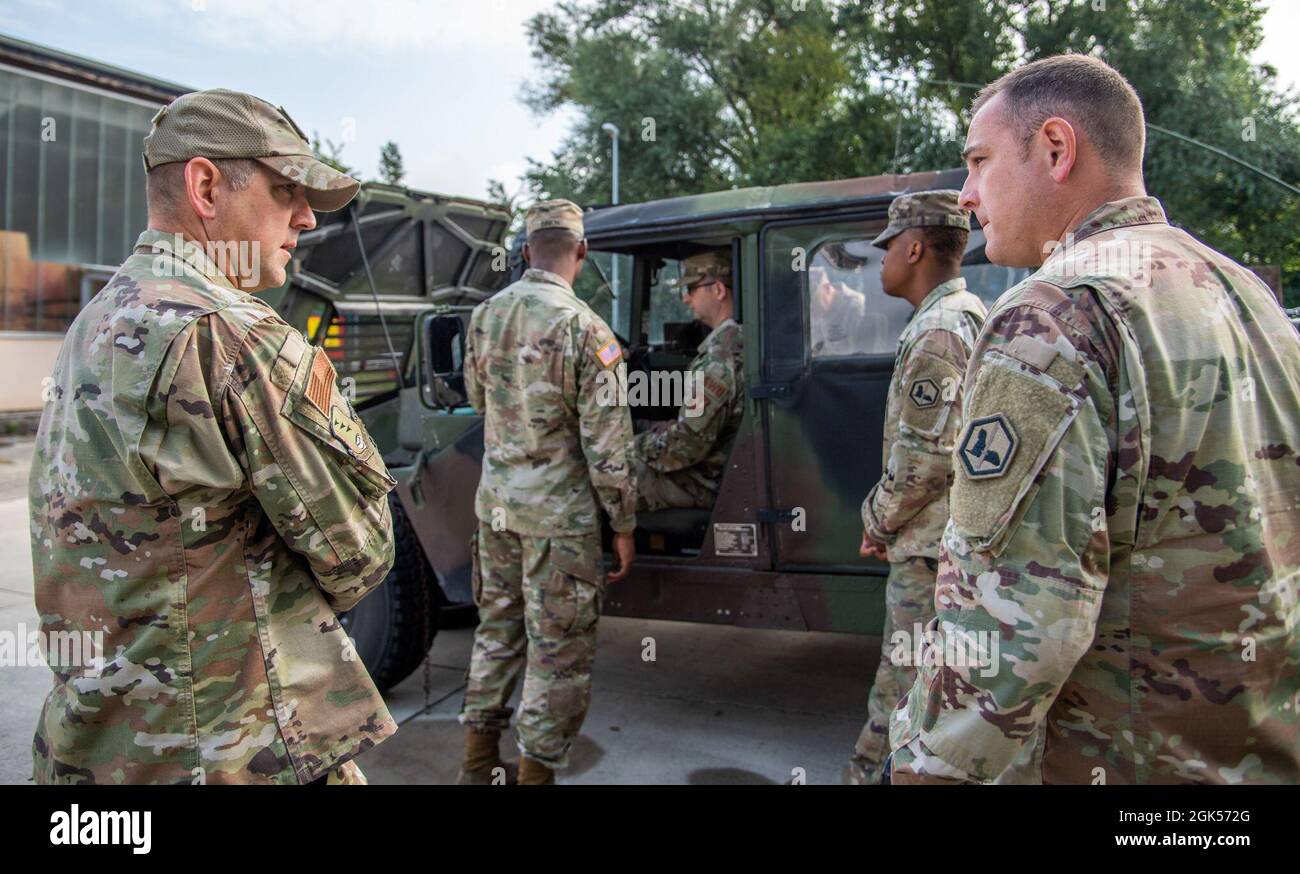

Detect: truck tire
[339, 492, 437, 693]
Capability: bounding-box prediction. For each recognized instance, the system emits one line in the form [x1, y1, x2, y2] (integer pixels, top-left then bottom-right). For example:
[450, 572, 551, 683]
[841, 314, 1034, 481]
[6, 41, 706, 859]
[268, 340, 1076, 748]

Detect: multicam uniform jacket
[862, 278, 986, 562]
[466, 267, 636, 535]
[30, 229, 398, 784]
[635, 319, 745, 503]
[891, 197, 1300, 784]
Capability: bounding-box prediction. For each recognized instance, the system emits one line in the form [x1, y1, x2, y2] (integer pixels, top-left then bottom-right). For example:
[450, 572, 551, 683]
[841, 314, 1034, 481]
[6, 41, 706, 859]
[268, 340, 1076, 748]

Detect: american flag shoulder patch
[595, 338, 622, 368]
[305, 348, 337, 415]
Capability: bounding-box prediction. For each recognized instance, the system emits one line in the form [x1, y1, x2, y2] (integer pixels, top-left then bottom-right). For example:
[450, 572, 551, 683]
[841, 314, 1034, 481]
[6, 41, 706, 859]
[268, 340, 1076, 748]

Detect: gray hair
[145, 157, 260, 218]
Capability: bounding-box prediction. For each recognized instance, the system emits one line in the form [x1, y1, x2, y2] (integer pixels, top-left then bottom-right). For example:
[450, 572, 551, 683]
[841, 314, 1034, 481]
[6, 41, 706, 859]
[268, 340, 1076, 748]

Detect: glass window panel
[807, 238, 912, 358]
[36, 263, 78, 332]
[39, 80, 72, 267]
[572, 250, 629, 337]
[98, 98, 128, 265]
[645, 257, 695, 345]
[123, 103, 150, 256]
[0, 72, 10, 229]
[69, 88, 102, 265]
[10, 76, 41, 260]
[0, 71, 162, 331]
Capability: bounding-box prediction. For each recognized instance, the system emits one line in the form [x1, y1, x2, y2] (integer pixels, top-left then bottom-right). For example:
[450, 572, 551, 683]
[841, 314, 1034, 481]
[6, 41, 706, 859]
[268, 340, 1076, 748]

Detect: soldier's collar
[701, 317, 738, 348]
[916, 276, 967, 315]
[134, 229, 236, 288]
[1065, 196, 1167, 245]
[522, 267, 574, 293]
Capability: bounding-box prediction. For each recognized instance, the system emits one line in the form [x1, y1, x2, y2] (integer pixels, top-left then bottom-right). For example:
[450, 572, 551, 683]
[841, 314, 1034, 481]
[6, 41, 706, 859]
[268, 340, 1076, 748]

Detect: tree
[310, 130, 353, 176]
[486, 177, 529, 242]
[379, 141, 406, 186]
[861, 0, 1300, 303]
[520, 0, 951, 205]
[520, 0, 1300, 302]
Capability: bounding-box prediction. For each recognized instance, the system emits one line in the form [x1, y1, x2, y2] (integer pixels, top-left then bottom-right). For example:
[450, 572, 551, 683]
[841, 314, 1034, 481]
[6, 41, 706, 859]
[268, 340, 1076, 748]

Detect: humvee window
[573, 249, 632, 337]
[807, 238, 912, 358]
[646, 258, 695, 345]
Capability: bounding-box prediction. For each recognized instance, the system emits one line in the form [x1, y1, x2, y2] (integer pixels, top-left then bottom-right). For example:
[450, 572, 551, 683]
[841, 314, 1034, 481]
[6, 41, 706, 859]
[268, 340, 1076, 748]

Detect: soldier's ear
[183, 157, 220, 221]
[907, 236, 924, 265]
[1038, 116, 1078, 184]
[522, 242, 532, 265]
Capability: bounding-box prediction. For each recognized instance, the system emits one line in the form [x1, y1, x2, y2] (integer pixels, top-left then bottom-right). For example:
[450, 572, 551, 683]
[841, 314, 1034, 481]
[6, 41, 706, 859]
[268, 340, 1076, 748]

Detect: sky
[1, 0, 1297, 204]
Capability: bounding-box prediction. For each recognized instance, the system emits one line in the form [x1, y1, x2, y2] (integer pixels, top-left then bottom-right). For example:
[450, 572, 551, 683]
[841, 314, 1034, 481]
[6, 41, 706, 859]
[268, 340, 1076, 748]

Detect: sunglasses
[681, 277, 716, 296]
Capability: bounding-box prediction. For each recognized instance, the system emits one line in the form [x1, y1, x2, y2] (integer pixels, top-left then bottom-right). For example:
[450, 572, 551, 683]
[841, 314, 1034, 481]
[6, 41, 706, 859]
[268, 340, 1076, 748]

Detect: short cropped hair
[972, 54, 1146, 173]
[920, 225, 969, 265]
[145, 157, 259, 218]
[525, 227, 583, 261]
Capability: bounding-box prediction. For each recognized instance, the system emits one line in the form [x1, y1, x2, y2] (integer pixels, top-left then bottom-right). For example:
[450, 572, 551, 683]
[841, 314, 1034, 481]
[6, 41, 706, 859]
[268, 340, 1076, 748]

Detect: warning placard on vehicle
[713, 523, 757, 557]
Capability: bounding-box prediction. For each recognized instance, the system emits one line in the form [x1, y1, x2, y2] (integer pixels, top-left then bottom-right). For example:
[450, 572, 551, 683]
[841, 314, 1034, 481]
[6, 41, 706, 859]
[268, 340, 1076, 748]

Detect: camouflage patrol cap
[525, 199, 585, 238]
[668, 249, 733, 289]
[871, 189, 971, 249]
[142, 88, 360, 212]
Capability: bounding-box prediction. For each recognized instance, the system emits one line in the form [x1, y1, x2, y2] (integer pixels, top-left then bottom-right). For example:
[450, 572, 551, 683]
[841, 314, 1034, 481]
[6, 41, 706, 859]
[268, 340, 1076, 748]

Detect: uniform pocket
[949, 350, 1084, 556]
[539, 533, 604, 637]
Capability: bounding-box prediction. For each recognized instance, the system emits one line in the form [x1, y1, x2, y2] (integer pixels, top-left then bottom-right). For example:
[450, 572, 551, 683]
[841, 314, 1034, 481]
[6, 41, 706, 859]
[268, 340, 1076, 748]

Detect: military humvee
[271, 170, 1029, 691]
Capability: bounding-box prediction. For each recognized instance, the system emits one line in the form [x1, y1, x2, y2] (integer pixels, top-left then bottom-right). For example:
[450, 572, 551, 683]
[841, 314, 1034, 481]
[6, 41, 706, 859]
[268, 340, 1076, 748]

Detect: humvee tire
[339, 492, 437, 693]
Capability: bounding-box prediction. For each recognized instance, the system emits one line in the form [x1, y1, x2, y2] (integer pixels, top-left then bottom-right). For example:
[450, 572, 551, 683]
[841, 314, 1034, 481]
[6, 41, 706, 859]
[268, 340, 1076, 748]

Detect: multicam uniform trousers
[850, 556, 937, 783]
[459, 521, 606, 769]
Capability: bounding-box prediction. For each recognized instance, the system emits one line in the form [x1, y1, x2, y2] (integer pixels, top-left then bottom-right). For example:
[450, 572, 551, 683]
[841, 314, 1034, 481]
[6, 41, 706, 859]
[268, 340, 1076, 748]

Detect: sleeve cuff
[861, 490, 897, 544]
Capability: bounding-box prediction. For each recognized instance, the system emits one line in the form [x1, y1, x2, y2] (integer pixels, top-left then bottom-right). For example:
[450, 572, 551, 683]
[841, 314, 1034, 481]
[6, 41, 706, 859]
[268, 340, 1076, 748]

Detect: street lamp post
[601, 122, 620, 326]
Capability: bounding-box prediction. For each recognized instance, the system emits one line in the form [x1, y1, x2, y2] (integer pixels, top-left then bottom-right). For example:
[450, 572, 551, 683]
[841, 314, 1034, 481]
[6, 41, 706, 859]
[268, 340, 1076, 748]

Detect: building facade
[0, 34, 187, 412]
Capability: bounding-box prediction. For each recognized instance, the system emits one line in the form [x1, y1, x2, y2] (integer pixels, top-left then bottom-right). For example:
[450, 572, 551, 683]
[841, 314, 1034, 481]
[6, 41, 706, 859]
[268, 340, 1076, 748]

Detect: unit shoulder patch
[908, 377, 940, 409]
[896, 347, 964, 439]
[958, 413, 1018, 479]
[948, 349, 1086, 555]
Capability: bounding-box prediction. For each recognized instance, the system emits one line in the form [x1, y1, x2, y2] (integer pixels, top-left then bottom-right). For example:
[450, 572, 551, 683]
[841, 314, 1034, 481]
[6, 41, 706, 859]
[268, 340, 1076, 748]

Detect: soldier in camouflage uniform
[845, 191, 986, 785]
[29, 89, 396, 785]
[891, 55, 1300, 784]
[634, 250, 744, 511]
[809, 265, 867, 357]
[458, 200, 637, 785]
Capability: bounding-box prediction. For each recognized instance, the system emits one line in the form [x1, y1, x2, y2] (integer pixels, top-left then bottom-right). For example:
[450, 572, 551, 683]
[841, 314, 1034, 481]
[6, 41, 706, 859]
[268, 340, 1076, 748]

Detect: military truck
[271, 169, 1029, 692]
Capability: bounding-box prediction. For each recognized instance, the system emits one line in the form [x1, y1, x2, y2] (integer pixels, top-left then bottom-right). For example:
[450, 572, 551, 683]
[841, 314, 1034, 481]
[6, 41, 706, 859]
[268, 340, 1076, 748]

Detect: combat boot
[517, 756, 555, 785]
[455, 728, 518, 785]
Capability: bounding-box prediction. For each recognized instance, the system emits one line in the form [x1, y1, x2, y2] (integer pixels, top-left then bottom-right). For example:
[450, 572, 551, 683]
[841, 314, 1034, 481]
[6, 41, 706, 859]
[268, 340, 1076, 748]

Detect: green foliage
[486, 177, 529, 243]
[516, 0, 1300, 297]
[378, 141, 406, 186]
[310, 130, 353, 177]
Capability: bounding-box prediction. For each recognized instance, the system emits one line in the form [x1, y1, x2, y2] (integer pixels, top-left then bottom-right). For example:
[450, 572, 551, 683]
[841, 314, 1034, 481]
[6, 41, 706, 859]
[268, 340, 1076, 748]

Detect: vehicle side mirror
[423, 313, 467, 409]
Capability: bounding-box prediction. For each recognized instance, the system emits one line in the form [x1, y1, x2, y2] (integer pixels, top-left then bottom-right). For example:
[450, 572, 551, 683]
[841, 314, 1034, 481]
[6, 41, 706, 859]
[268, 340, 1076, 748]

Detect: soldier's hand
[608, 531, 636, 583]
[860, 531, 886, 559]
